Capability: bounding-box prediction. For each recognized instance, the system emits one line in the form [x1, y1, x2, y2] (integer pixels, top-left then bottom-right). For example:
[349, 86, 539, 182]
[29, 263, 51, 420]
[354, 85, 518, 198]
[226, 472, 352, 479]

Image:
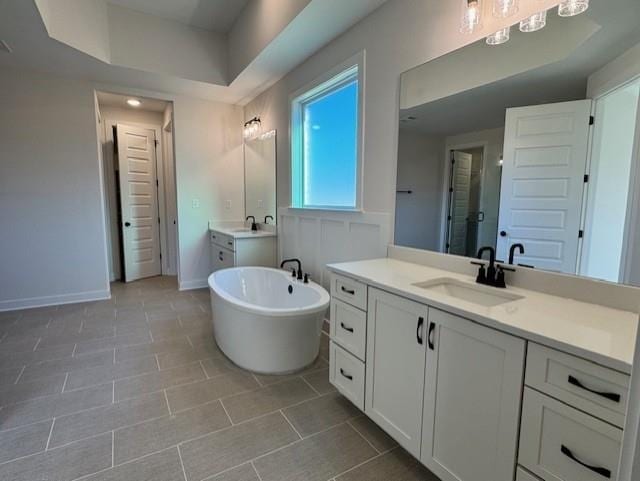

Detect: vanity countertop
[328, 258, 638, 374]
[209, 223, 277, 239]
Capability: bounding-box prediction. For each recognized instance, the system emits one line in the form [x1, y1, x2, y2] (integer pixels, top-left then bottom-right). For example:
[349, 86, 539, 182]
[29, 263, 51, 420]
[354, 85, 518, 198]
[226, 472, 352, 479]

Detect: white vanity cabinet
[365, 287, 428, 457]
[421, 308, 526, 481]
[209, 229, 277, 274]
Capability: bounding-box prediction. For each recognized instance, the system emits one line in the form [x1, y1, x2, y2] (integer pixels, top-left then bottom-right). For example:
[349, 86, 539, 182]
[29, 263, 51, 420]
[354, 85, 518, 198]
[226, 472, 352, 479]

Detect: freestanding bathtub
[208, 267, 330, 374]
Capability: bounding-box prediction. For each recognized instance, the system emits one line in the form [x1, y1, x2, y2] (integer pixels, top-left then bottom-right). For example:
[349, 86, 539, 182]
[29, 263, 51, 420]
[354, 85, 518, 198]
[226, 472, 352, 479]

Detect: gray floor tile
[49, 391, 168, 448]
[0, 383, 113, 430]
[0, 338, 40, 354]
[319, 333, 330, 361]
[253, 423, 377, 481]
[335, 448, 438, 481]
[115, 400, 231, 464]
[282, 393, 361, 437]
[223, 378, 317, 424]
[303, 368, 337, 395]
[157, 343, 220, 370]
[75, 332, 152, 356]
[166, 371, 259, 413]
[348, 416, 398, 453]
[0, 419, 52, 463]
[37, 327, 116, 349]
[19, 351, 114, 384]
[0, 373, 66, 406]
[83, 447, 185, 481]
[65, 355, 158, 391]
[0, 432, 112, 481]
[207, 463, 260, 481]
[115, 363, 205, 401]
[253, 357, 328, 386]
[180, 412, 299, 481]
[146, 308, 180, 322]
[200, 355, 248, 378]
[116, 337, 191, 362]
[0, 366, 23, 387]
[0, 344, 74, 369]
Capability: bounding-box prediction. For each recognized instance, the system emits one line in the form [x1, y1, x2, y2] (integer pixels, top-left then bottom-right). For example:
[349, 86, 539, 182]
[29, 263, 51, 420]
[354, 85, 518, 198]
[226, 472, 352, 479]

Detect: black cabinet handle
[340, 368, 353, 381]
[428, 323, 435, 350]
[340, 286, 355, 295]
[124, 222, 131, 227]
[227, 241, 233, 246]
[568, 375, 621, 403]
[417, 316, 424, 345]
[561, 445, 611, 479]
[340, 322, 354, 333]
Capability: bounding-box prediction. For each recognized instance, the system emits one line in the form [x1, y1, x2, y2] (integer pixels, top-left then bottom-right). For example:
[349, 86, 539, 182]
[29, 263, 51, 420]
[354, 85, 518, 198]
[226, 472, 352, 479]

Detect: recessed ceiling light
[127, 99, 141, 107]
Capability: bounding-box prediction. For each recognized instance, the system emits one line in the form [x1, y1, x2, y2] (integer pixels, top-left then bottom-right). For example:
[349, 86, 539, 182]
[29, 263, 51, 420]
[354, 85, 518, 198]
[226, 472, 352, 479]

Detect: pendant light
[519, 10, 547, 33]
[558, 0, 589, 17]
[492, 0, 518, 18]
[461, 0, 483, 34]
[486, 26, 511, 45]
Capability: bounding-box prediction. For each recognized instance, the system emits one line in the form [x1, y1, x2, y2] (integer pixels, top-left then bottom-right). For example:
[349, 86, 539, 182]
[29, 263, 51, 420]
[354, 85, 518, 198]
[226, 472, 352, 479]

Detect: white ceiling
[107, 0, 249, 32]
[97, 91, 169, 112]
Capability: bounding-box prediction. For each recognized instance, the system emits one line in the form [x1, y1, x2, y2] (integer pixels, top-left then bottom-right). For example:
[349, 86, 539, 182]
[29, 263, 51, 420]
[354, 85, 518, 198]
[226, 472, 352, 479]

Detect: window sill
[287, 206, 364, 214]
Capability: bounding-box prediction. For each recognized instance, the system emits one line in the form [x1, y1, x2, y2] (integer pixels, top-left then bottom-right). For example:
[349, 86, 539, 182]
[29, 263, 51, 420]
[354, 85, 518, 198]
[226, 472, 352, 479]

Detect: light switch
[192, 199, 200, 209]
[257, 200, 264, 208]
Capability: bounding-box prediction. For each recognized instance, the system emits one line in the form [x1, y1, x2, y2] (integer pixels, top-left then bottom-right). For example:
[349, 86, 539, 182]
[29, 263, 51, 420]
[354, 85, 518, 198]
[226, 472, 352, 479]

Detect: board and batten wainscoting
[277, 208, 392, 291]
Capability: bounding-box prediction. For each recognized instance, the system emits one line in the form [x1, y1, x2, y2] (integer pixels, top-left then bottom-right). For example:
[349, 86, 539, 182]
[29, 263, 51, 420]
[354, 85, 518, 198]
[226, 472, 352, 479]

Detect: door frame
[103, 119, 167, 280]
[439, 141, 489, 253]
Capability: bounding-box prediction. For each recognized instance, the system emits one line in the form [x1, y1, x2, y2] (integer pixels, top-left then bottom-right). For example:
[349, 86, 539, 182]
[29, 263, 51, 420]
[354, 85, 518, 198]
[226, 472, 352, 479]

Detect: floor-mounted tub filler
[208, 267, 330, 374]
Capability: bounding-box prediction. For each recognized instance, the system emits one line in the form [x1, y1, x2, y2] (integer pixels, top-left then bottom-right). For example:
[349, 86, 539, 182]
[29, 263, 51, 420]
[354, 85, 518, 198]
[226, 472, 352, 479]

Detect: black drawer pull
[568, 375, 621, 403]
[427, 322, 435, 350]
[340, 368, 353, 381]
[340, 322, 354, 333]
[417, 316, 424, 345]
[561, 445, 611, 478]
[340, 286, 355, 295]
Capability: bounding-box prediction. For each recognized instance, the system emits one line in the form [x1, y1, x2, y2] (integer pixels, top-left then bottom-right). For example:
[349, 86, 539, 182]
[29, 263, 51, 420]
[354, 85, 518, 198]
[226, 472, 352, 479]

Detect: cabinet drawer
[525, 343, 629, 427]
[329, 341, 365, 411]
[211, 246, 235, 272]
[210, 231, 235, 251]
[330, 299, 366, 361]
[519, 387, 622, 481]
[331, 274, 367, 311]
[516, 467, 542, 481]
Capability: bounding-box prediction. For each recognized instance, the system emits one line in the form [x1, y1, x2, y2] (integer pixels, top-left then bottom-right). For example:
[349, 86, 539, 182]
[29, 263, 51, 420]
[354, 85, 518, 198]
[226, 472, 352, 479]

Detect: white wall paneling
[278, 208, 391, 291]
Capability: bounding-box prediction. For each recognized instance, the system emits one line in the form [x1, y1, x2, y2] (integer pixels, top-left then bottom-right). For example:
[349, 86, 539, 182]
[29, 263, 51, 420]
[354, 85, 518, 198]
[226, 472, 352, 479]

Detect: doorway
[96, 92, 177, 282]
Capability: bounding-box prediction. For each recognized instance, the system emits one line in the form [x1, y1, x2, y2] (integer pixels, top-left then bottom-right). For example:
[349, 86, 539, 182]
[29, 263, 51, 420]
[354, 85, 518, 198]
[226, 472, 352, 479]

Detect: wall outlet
[192, 198, 200, 209]
[225, 200, 232, 210]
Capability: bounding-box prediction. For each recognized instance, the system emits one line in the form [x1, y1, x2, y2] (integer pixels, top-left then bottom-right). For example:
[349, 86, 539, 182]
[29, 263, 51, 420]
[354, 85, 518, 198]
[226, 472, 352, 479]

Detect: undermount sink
[412, 278, 524, 307]
[231, 228, 252, 233]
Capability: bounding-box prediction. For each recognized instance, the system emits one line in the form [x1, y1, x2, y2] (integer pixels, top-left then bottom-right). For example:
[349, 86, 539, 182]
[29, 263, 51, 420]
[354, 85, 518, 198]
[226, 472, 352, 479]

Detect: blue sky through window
[302, 79, 358, 207]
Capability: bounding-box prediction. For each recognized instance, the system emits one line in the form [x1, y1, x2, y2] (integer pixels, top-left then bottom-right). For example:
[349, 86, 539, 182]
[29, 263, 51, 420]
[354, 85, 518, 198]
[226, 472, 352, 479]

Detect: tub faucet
[246, 216, 257, 231]
[281, 259, 303, 280]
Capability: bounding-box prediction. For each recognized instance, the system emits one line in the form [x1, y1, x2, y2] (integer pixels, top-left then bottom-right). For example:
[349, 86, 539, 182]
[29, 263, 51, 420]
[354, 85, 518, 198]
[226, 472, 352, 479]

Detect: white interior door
[448, 151, 473, 256]
[117, 124, 161, 282]
[497, 100, 592, 272]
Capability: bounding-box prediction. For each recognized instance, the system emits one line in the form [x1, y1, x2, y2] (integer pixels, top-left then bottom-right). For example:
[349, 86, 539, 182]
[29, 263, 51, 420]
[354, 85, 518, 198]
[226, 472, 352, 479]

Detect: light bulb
[486, 26, 510, 45]
[558, 0, 589, 17]
[520, 10, 547, 32]
[461, 0, 482, 34]
[493, 0, 518, 18]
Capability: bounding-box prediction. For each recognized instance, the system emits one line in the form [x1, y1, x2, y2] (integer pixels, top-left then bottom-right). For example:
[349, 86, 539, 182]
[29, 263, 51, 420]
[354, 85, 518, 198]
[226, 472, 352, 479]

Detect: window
[291, 60, 362, 210]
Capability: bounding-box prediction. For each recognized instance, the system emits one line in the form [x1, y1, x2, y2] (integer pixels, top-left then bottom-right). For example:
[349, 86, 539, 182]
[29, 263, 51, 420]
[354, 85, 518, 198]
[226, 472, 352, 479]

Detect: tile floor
[0, 276, 438, 481]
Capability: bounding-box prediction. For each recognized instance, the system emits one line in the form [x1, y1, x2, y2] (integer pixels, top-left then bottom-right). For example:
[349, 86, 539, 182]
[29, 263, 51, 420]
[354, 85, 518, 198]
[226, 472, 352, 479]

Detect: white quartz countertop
[327, 258, 638, 374]
[209, 224, 277, 239]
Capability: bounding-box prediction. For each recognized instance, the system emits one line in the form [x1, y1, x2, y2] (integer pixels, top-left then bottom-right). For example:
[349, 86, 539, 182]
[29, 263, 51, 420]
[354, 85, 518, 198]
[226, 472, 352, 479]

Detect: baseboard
[179, 278, 208, 291]
[0, 289, 111, 312]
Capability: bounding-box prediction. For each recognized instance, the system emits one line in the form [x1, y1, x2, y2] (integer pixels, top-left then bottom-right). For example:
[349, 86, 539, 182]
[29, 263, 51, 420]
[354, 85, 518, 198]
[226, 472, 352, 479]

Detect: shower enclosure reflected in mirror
[244, 130, 277, 224]
[395, 1, 640, 286]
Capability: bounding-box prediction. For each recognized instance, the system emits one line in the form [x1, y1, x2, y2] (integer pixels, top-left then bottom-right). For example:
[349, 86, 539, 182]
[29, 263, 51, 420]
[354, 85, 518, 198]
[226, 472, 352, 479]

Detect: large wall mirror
[395, 0, 640, 286]
[244, 130, 277, 224]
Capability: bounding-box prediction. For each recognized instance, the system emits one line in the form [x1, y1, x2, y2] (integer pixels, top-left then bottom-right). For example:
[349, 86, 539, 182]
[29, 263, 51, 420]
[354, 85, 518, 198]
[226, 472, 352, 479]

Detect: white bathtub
[208, 267, 330, 374]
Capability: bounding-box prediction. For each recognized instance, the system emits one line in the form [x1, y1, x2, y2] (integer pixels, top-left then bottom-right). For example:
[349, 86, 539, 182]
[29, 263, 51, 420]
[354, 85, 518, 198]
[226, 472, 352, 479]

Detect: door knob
[124, 222, 131, 227]
[500, 230, 507, 237]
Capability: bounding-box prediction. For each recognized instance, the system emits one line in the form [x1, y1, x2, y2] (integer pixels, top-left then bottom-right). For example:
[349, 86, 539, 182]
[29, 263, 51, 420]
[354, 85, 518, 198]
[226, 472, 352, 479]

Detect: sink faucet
[509, 243, 524, 265]
[264, 215, 274, 224]
[471, 246, 514, 288]
[476, 246, 496, 283]
[246, 216, 257, 231]
[280, 258, 303, 281]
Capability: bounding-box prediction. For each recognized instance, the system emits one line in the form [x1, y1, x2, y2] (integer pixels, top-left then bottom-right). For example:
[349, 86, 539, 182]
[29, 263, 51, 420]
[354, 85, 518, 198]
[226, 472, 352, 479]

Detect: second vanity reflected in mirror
[244, 130, 277, 226]
[395, 1, 640, 286]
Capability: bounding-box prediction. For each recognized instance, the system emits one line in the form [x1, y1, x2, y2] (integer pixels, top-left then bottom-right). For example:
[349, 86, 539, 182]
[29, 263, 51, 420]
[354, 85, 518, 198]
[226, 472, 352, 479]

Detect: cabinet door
[365, 288, 428, 458]
[421, 308, 526, 481]
[210, 246, 235, 273]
